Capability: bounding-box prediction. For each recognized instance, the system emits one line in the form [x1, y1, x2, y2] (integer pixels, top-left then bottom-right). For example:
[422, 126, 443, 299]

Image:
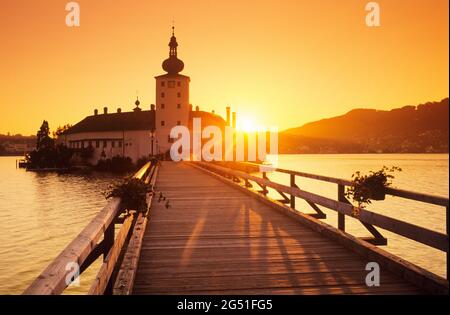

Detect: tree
[36, 120, 54, 150]
[53, 124, 72, 138]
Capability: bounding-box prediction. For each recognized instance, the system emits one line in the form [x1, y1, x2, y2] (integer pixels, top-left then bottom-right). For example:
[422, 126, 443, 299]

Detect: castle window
[161, 81, 165, 87]
[177, 81, 181, 87]
[161, 92, 165, 98]
[177, 104, 181, 109]
[161, 104, 165, 109]
[96, 140, 99, 148]
[168, 81, 175, 88]
[161, 120, 165, 127]
[177, 121, 181, 126]
[177, 92, 181, 98]
[103, 140, 107, 148]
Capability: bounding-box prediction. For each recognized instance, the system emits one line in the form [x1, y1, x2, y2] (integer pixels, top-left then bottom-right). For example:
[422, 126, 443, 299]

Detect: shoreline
[2, 152, 450, 159]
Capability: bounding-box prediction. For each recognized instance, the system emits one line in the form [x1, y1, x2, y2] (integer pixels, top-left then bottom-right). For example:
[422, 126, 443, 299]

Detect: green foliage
[36, 120, 54, 150]
[345, 166, 402, 208]
[26, 121, 80, 169]
[26, 143, 74, 169]
[79, 145, 94, 160]
[53, 124, 72, 138]
[104, 177, 150, 214]
[96, 155, 135, 173]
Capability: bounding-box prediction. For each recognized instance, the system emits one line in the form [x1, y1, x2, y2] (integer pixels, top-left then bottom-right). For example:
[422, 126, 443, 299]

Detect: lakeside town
[0, 0, 448, 302]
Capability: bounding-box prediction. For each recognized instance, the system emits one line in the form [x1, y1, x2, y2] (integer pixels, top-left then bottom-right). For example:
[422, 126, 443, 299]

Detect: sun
[236, 115, 258, 132]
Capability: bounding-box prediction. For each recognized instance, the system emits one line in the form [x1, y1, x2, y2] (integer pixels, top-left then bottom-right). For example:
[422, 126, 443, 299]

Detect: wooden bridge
[24, 161, 449, 295]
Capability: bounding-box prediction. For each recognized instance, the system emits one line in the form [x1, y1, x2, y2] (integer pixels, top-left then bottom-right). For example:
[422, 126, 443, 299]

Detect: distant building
[59, 28, 229, 164]
[1, 141, 35, 154]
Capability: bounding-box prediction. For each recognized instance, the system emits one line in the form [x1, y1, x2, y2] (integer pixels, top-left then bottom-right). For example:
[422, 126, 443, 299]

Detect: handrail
[197, 161, 449, 280]
[113, 165, 160, 295]
[23, 161, 154, 295]
[238, 161, 449, 207]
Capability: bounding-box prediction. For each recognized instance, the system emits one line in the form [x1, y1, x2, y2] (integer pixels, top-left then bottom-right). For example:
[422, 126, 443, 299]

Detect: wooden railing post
[337, 184, 346, 232]
[104, 223, 115, 260]
[447, 206, 449, 280]
[290, 174, 296, 209]
[262, 172, 269, 196]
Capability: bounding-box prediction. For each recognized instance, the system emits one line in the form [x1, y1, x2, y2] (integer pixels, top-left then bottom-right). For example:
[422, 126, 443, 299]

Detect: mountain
[279, 98, 449, 154]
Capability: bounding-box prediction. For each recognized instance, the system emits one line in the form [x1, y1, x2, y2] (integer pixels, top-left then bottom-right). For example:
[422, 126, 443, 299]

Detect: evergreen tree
[36, 120, 53, 150]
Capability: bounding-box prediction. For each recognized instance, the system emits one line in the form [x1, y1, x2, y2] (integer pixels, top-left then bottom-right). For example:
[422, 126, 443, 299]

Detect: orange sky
[0, 0, 448, 135]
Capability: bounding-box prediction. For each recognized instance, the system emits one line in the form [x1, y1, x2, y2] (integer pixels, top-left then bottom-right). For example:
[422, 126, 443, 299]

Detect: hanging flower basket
[104, 177, 151, 214]
[345, 166, 402, 208]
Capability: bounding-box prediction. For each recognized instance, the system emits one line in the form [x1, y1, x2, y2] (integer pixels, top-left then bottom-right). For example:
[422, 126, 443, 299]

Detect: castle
[59, 28, 234, 164]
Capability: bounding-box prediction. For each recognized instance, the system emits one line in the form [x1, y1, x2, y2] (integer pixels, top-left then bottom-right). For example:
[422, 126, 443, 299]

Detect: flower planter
[368, 188, 386, 201]
[345, 166, 401, 208]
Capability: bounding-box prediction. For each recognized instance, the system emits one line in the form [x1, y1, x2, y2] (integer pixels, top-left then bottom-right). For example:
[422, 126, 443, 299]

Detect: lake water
[0, 154, 448, 294]
[0, 157, 122, 294]
[267, 154, 448, 279]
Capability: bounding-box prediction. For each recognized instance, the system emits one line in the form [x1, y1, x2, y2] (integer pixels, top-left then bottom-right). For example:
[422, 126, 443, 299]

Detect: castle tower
[155, 27, 191, 155]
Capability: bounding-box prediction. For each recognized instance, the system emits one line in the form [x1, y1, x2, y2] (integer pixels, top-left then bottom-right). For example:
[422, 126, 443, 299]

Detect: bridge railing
[194, 161, 449, 281]
[23, 161, 159, 295]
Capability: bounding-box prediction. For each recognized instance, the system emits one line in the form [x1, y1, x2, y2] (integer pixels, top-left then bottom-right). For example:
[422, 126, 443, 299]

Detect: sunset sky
[0, 0, 448, 135]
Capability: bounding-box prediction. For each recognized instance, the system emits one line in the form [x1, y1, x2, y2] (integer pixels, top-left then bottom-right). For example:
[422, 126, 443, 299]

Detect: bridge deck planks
[133, 162, 423, 295]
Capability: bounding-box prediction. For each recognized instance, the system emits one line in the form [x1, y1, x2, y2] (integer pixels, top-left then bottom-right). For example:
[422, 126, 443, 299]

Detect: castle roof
[63, 109, 226, 135]
[64, 110, 156, 135]
[189, 110, 227, 128]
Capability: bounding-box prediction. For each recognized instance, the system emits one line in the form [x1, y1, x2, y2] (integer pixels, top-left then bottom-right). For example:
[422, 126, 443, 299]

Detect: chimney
[117, 108, 121, 113]
[195, 106, 199, 112]
[232, 112, 236, 129]
[94, 109, 98, 115]
[103, 107, 108, 114]
[226, 106, 231, 126]
[151, 104, 155, 111]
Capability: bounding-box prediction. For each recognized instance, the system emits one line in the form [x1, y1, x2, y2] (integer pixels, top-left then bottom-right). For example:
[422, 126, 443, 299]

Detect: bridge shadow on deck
[132, 162, 422, 295]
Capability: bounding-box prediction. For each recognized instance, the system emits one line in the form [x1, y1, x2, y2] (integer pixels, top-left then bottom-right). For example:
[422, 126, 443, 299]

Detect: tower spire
[162, 26, 184, 74]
